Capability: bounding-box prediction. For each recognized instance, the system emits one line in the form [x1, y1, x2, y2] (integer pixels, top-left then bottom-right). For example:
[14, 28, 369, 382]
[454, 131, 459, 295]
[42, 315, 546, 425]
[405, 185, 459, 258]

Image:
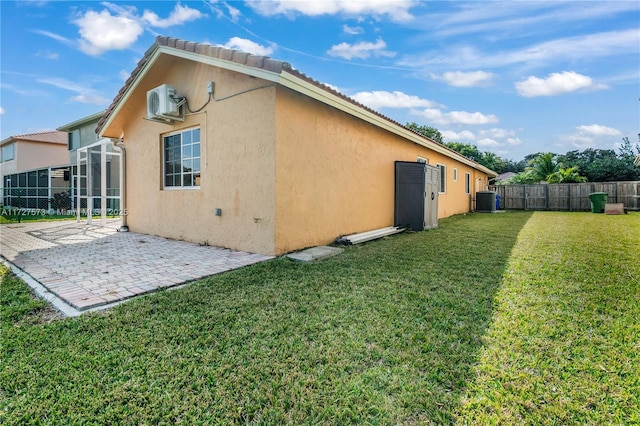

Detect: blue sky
[1, 1, 638, 161]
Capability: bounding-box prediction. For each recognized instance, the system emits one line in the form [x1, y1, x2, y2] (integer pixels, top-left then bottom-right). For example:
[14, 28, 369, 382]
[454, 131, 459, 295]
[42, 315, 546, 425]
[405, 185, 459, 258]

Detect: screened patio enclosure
[2, 166, 72, 210]
[75, 139, 122, 226]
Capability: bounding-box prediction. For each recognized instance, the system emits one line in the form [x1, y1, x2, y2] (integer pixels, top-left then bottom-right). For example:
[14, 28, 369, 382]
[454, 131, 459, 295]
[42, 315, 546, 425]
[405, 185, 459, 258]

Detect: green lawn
[1, 211, 638, 424]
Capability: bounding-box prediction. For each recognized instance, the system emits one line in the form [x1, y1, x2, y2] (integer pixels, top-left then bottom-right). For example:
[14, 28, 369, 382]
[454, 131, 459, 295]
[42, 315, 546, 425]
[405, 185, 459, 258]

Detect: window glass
[438, 164, 446, 193]
[163, 128, 200, 188]
[465, 173, 471, 194]
[2, 144, 15, 162]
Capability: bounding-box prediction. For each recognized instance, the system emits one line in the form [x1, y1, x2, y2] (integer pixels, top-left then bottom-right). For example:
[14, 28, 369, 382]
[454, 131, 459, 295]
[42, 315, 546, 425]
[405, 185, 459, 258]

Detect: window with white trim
[437, 163, 446, 193]
[1, 144, 15, 162]
[465, 172, 471, 194]
[417, 156, 428, 164]
[453, 168, 458, 181]
[163, 127, 201, 188]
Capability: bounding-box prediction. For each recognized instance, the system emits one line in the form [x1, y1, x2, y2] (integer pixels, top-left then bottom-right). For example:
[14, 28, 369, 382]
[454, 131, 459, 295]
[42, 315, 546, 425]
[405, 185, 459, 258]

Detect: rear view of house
[98, 36, 495, 256]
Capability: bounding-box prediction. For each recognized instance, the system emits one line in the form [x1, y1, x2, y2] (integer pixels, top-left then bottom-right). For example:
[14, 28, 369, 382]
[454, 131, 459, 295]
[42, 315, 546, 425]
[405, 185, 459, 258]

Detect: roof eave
[57, 111, 105, 132]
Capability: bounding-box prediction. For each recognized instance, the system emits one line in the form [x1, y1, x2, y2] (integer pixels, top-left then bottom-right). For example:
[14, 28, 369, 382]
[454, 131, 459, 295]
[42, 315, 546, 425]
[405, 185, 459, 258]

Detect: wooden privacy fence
[489, 181, 640, 211]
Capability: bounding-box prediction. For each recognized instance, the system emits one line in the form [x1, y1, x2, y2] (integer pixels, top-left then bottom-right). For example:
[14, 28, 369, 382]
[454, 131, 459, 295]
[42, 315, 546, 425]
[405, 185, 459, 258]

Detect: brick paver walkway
[1, 220, 273, 313]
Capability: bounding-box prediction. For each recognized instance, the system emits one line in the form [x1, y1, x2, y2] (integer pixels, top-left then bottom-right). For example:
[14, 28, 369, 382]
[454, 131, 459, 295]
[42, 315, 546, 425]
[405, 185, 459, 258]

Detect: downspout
[114, 139, 128, 232]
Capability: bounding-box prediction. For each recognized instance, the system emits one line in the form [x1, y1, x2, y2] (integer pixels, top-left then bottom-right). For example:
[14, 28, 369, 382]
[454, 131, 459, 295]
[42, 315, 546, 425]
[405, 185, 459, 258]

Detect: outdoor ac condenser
[146, 84, 179, 119]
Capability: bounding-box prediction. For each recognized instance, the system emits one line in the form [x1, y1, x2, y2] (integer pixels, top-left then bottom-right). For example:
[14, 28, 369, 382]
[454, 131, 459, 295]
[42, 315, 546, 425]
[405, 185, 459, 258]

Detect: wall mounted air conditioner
[146, 84, 180, 119]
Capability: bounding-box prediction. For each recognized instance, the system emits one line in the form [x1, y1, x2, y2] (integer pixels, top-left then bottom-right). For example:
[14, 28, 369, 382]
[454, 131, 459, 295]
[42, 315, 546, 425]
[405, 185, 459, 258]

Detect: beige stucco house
[97, 36, 496, 256]
[1, 131, 69, 208]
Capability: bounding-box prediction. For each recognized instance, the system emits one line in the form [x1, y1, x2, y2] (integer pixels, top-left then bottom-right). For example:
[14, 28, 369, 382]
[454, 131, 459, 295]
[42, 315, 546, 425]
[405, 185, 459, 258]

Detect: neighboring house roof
[0, 130, 67, 147]
[57, 111, 105, 132]
[97, 35, 497, 177]
[494, 172, 516, 181]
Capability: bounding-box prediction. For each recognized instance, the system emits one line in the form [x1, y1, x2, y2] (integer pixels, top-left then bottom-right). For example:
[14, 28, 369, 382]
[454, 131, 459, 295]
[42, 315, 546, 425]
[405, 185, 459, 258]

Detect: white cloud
[398, 28, 639, 72]
[35, 50, 60, 60]
[441, 130, 475, 141]
[343, 24, 364, 35]
[37, 77, 110, 105]
[412, 108, 499, 125]
[70, 94, 111, 105]
[506, 137, 522, 145]
[222, 37, 275, 56]
[576, 124, 621, 136]
[351, 91, 437, 109]
[74, 9, 144, 55]
[119, 70, 131, 81]
[515, 71, 604, 97]
[432, 70, 495, 87]
[247, 0, 417, 22]
[479, 128, 516, 138]
[33, 29, 75, 48]
[225, 3, 242, 21]
[0, 107, 5, 115]
[142, 3, 204, 28]
[564, 124, 622, 149]
[73, 3, 205, 56]
[477, 138, 499, 147]
[327, 38, 395, 60]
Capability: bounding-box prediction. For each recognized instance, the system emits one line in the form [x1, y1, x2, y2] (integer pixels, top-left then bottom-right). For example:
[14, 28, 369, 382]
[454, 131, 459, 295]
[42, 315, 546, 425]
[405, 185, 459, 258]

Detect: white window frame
[417, 156, 429, 164]
[437, 163, 446, 193]
[465, 172, 471, 194]
[2, 144, 15, 162]
[453, 168, 458, 182]
[162, 127, 201, 190]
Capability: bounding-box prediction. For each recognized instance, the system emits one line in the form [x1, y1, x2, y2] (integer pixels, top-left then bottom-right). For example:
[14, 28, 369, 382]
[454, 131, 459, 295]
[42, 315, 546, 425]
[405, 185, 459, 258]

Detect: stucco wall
[112, 57, 277, 254]
[274, 87, 490, 254]
[17, 141, 68, 171]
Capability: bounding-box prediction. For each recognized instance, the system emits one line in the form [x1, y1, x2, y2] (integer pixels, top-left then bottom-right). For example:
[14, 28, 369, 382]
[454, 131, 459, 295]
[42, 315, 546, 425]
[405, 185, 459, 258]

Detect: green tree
[557, 147, 640, 182]
[443, 142, 483, 163]
[530, 152, 560, 182]
[405, 122, 443, 144]
[546, 166, 587, 183]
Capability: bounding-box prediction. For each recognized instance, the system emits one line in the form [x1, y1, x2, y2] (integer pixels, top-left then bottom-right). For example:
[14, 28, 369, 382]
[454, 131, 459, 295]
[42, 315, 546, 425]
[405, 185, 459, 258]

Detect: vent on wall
[146, 84, 183, 122]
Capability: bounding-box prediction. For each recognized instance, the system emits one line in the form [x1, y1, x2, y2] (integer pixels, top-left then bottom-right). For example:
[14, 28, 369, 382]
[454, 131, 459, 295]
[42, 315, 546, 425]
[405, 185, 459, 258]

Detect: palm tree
[530, 153, 560, 182]
[546, 166, 587, 183]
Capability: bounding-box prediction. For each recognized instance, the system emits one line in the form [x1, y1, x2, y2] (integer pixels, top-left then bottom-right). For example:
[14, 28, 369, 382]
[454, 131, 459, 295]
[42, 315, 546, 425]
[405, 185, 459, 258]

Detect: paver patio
[0, 219, 273, 314]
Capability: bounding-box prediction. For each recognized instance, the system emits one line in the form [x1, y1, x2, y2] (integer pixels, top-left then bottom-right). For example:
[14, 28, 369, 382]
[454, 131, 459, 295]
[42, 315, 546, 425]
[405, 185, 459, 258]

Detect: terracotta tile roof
[1, 130, 67, 146]
[95, 36, 495, 175]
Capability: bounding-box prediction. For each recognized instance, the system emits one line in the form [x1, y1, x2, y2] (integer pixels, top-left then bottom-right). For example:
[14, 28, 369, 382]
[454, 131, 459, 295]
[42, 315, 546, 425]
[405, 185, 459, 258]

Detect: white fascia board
[58, 111, 104, 132]
[278, 71, 497, 176]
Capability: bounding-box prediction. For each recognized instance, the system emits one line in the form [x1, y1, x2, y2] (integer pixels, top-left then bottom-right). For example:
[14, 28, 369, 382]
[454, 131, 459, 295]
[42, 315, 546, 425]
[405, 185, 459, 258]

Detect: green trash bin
[589, 192, 608, 213]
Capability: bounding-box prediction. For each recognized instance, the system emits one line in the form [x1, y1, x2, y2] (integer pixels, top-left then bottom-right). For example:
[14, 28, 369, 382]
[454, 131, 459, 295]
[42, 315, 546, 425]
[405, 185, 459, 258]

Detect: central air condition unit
[147, 84, 179, 119]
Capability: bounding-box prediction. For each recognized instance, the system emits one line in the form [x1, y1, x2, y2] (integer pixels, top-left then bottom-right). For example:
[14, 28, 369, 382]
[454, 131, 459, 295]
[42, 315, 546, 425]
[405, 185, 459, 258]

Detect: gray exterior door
[424, 164, 439, 229]
[395, 161, 425, 231]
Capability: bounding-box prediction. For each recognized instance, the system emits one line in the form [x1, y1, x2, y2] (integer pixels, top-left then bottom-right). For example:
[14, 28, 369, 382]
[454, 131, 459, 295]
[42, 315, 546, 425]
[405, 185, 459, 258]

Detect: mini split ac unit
[146, 84, 180, 119]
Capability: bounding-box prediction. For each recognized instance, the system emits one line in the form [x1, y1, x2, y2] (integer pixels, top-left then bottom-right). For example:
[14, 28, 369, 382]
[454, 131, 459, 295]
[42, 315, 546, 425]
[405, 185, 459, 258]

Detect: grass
[1, 211, 638, 424]
[457, 212, 640, 425]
